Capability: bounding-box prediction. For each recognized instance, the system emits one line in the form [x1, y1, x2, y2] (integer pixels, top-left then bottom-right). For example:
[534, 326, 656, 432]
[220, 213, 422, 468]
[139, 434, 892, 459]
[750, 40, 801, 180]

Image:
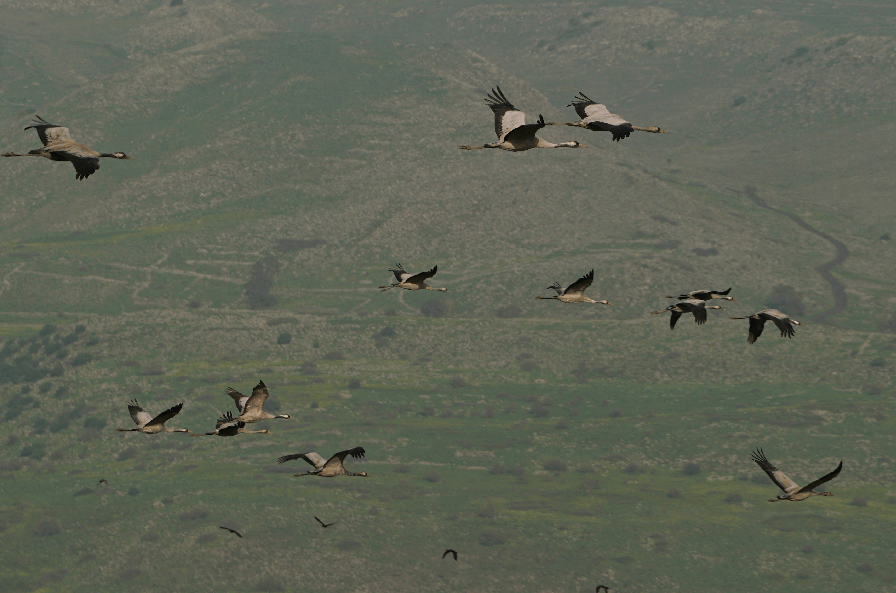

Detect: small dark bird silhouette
[314, 516, 335, 528]
[219, 526, 242, 538]
[97, 479, 108, 486]
[596, 587, 611, 593]
[442, 549, 458, 561]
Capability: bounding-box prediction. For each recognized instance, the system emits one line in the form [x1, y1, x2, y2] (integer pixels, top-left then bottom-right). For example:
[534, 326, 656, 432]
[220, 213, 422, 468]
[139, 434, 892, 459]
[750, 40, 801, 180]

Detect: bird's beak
[124, 156, 134, 160]
[606, 302, 613, 306]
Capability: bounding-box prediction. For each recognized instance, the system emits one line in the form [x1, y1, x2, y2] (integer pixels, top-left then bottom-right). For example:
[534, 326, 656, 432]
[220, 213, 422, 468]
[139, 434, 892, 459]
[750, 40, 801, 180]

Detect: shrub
[420, 299, 451, 318]
[48, 415, 71, 433]
[856, 563, 874, 574]
[244, 255, 281, 310]
[348, 378, 362, 389]
[196, 533, 217, 544]
[394, 464, 411, 474]
[39, 324, 57, 337]
[725, 493, 743, 504]
[83, 416, 107, 431]
[507, 464, 525, 476]
[335, 539, 361, 551]
[378, 326, 397, 338]
[477, 505, 497, 519]
[276, 332, 292, 345]
[850, 496, 868, 507]
[543, 459, 567, 472]
[170, 0, 184, 6]
[418, 406, 435, 417]
[489, 463, 505, 475]
[766, 284, 805, 316]
[116, 447, 137, 462]
[448, 376, 467, 389]
[424, 471, 441, 483]
[34, 518, 61, 537]
[622, 463, 642, 475]
[323, 351, 344, 361]
[127, 487, 139, 496]
[682, 462, 701, 476]
[495, 305, 523, 319]
[300, 361, 318, 375]
[531, 403, 550, 417]
[180, 507, 209, 521]
[20, 442, 46, 459]
[479, 530, 506, 546]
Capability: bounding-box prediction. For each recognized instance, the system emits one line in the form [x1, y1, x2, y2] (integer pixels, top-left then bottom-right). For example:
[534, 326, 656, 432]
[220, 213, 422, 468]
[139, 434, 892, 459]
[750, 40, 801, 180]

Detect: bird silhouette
[442, 549, 458, 561]
[315, 516, 335, 528]
[219, 526, 243, 538]
[97, 479, 108, 487]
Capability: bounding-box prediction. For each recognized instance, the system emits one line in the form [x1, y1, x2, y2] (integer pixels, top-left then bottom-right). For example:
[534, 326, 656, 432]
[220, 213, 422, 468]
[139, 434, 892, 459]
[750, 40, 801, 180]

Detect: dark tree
[766, 284, 805, 317]
[245, 255, 281, 310]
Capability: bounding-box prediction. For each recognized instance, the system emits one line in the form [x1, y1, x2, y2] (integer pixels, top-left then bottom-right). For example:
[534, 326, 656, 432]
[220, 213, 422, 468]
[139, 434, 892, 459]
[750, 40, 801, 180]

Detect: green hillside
[0, 0, 894, 591]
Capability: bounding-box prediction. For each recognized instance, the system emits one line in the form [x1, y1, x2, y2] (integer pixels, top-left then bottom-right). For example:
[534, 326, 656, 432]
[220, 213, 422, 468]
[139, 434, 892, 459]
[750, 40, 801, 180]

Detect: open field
[0, 0, 894, 591]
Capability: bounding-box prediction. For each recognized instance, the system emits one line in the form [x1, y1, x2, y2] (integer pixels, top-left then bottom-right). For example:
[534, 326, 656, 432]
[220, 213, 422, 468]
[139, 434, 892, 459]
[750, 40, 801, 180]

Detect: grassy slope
[0, 0, 894, 591]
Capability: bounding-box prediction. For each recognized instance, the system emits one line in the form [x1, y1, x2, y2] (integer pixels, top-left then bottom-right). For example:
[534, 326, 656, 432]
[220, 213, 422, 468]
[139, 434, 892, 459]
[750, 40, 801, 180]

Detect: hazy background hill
[0, 1, 894, 592]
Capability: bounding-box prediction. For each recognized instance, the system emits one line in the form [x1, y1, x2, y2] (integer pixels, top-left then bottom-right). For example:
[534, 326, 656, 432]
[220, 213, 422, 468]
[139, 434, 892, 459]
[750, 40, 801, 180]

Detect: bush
[348, 378, 361, 389]
[850, 496, 868, 507]
[378, 326, 397, 338]
[420, 299, 451, 318]
[622, 463, 642, 475]
[448, 376, 467, 389]
[323, 351, 345, 361]
[424, 471, 441, 483]
[477, 505, 497, 519]
[34, 518, 61, 537]
[180, 507, 209, 521]
[507, 464, 525, 476]
[196, 533, 217, 544]
[335, 539, 361, 551]
[83, 416, 107, 431]
[300, 361, 318, 375]
[394, 464, 411, 474]
[489, 463, 505, 475]
[39, 324, 57, 337]
[418, 406, 434, 417]
[127, 487, 140, 496]
[479, 530, 506, 546]
[244, 255, 281, 310]
[116, 447, 137, 462]
[543, 459, 567, 472]
[48, 415, 71, 433]
[725, 493, 743, 504]
[495, 305, 523, 319]
[531, 403, 550, 417]
[766, 284, 805, 316]
[276, 332, 292, 345]
[682, 462, 701, 476]
[20, 442, 46, 459]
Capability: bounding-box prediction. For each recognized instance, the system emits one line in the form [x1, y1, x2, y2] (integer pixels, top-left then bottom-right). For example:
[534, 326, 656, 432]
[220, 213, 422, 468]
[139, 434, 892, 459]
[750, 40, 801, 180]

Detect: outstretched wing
[691, 301, 708, 325]
[443, 549, 457, 560]
[127, 399, 153, 427]
[563, 270, 594, 295]
[324, 446, 366, 471]
[389, 263, 410, 282]
[669, 310, 682, 330]
[766, 312, 796, 339]
[24, 116, 74, 146]
[406, 266, 437, 285]
[798, 460, 843, 494]
[546, 281, 563, 295]
[751, 449, 800, 494]
[64, 154, 100, 181]
[713, 287, 732, 296]
[485, 87, 527, 141]
[226, 387, 249, 414]
[242, 380, 270, 415]
[747, 317, 766, 344]
[145, 402, 184, 428]
[216, 411, 238, 429]
[277, 451, 327, 468]
[568, 93, 632, 141]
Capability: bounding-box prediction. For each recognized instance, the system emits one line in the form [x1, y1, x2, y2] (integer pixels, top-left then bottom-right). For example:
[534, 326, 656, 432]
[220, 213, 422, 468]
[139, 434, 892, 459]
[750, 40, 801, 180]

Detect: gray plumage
[665, 287, 734, 301]
[2, 115, 132, 180]
[460, 87, 586, 151]
[652, 299, 724, 329]
[546, 92, 667, 141]
[379, 263, 449, 292]
[730, 309, 802, 343]
[226, 380, 293, 423]
[535, 270, 611, 305]
[190, 411, 272, 437]
[751, 449, 842, 502]
[116, 400, 190, 435]
[277, 447, 368, 477]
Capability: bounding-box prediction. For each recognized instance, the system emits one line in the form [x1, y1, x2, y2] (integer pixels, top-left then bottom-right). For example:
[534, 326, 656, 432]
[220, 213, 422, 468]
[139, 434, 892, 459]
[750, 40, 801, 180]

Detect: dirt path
[737, 186, 849, 323]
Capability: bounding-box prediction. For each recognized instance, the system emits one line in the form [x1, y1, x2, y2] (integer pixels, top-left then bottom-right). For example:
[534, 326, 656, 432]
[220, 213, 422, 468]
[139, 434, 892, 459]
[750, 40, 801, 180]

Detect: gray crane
[460, 87, 586, 152]
[190, 411, 272, 437]
[652, 299, 724, 329]
[546, 92, 667, 141]
[379, 263, 449, 292]
[2, 115, 132, 180]
[665, 288, 735, 301]
[536, 270, 611, 305]
[751, 449, 842, 502]
[116, 400, 191, 435]
[277, 447, 368, 477]
[226, 380, 293, 423]
[730, 309, 802, 344]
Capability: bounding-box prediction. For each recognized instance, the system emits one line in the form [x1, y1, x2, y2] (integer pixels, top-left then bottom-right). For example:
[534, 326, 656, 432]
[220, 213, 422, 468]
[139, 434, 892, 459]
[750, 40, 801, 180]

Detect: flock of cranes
[386, 264, 803, 344]
[5, 84, 844, 588]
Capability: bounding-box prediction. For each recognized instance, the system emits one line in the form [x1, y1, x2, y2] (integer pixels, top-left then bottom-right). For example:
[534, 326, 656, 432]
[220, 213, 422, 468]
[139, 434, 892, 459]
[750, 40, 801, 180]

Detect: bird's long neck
[116, 428, 139, 432]
[99, 153, 120, 158]
[631, 125, 668, 133]
[536, 296, 559, 300]
[346, 471, 364, 477]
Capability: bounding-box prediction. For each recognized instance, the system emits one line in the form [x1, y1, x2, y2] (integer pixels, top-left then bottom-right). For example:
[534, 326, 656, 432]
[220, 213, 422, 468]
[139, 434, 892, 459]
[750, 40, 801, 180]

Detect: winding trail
[734, 186, 849, 323]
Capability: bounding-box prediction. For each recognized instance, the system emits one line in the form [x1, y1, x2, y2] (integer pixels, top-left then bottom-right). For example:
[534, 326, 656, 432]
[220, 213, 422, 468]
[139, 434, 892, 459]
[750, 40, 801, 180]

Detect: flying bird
[751, 449, 842, 502]
[652, 299, 724, 329]
[2, 115, 133, 180]
[535, 270, 611, 305]
[226, 380, 293, 423]
[596, 587, 611, 593]
[97, 479, 108, 487]
[460, 87, 586, 151]
[116, 400, 191, 435]
[219, 526, 243, 538]
[191, 411, 272, 437]
[442, 549, 458, 561]
[730, 309, 802, 344]
[665, 288, 735, 302]
[546, 92, 667, 141]
[277, 447, 368, 477]
[379, 263, 449, 292]
[315, 516, 335, 528]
